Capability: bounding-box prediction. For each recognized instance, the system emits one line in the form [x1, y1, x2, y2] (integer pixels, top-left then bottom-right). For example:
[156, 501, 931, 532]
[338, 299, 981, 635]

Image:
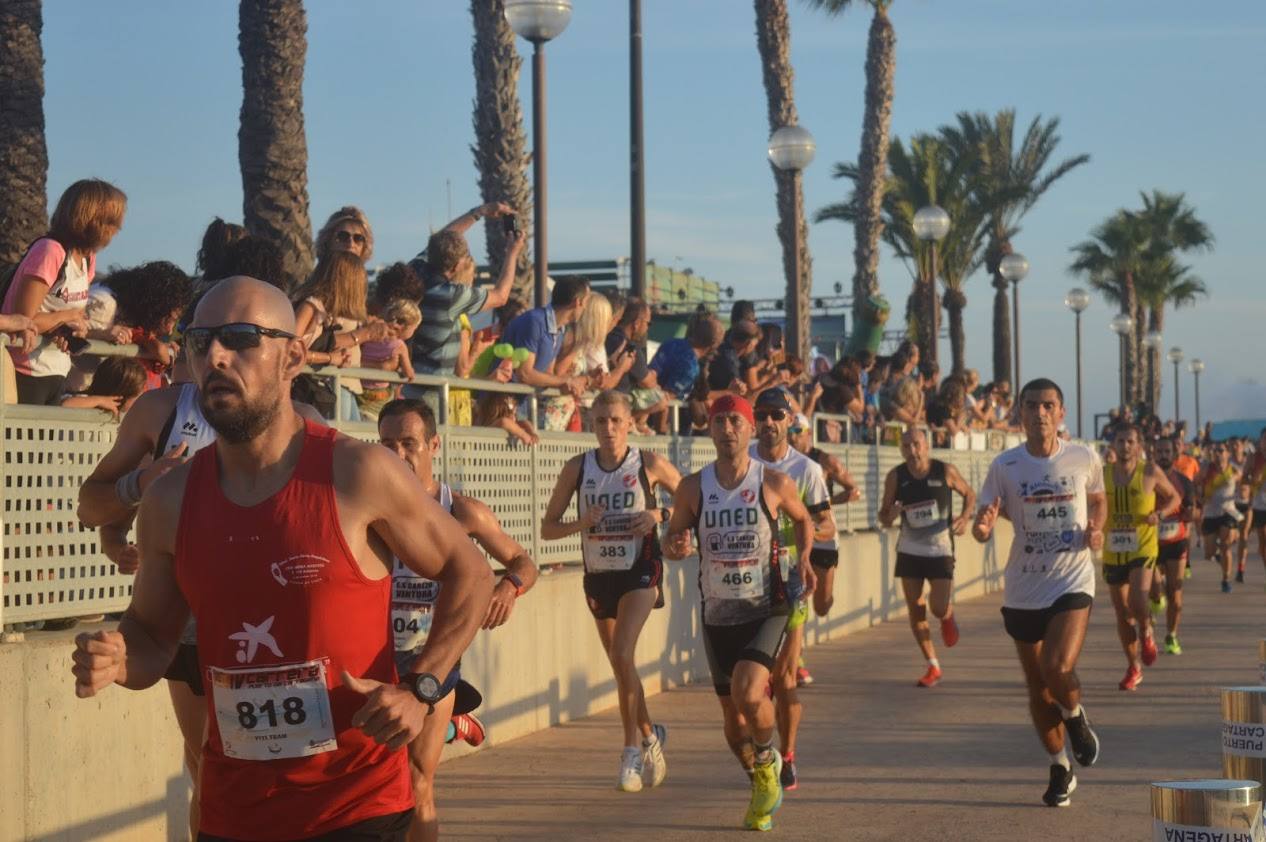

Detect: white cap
[792, 413, 810, 431]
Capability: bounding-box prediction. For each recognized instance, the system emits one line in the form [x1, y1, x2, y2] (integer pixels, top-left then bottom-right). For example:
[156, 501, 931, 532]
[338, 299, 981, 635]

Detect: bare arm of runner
[72, 463, 191, 696]
[878, 467, 901, 528]
[664, 473, 701, 560]
[944, 463, 977, 535]
[1148, 463, 1181, 523]
[626, 450, 683, 536]
[77, 388, 181, 527]
[453, 494, 537, 630]
[1085, 491, 1107, 551]
[823, 452, 861, 505]
[541, 454, 604, 539]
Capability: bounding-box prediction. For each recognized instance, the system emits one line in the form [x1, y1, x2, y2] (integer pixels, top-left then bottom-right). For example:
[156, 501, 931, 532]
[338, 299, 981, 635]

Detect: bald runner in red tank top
[177, 421, 411, 838]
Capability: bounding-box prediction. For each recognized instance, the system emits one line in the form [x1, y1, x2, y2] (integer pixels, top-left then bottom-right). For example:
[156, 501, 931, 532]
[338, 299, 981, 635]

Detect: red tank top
[175, 421, 411, 840]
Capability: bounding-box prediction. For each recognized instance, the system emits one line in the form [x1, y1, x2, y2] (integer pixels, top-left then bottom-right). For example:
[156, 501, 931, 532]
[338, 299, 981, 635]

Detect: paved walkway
[437, 558, 1266, 840]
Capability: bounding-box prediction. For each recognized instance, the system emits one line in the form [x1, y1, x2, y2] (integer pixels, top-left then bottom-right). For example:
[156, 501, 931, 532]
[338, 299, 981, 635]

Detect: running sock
[1049, 747, 1071, 771]
[927, 657, 940, 669]
[1059, 703, 1082, 720]
[754, 738, 774, 765]
[642, 733, 658, 749]
[445, 721, 457, 743]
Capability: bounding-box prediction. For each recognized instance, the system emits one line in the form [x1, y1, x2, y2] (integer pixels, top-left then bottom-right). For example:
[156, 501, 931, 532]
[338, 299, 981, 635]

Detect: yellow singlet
[1103, 461, 1158, 564]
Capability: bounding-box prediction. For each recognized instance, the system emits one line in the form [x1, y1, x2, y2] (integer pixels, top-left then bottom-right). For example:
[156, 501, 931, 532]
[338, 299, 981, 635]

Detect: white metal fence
[0, 398, 1008, 627]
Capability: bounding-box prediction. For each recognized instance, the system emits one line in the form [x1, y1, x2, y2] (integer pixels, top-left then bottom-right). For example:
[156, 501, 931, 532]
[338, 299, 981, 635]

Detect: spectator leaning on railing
[1, 178, 126, 405]
[604, 298, 667, 434]
[650, 311, 723, 404]
[706, 317, 762, 398]
[547, 290, 624, 431]
[502, 276, 591, 426]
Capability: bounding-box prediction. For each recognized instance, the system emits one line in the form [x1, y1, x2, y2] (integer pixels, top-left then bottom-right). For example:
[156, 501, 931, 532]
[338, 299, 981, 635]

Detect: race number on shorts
[209, 659, 337, 761]
[705, 558, 765, 601]
[903, 499, 939, 528]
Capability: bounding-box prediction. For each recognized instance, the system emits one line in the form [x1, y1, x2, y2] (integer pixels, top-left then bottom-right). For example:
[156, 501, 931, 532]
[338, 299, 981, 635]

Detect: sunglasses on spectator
[335, 230, 367, 245]
[789, 426, 807, 435]
[184, 323, 296, 356]
[754, 409, 787, 422]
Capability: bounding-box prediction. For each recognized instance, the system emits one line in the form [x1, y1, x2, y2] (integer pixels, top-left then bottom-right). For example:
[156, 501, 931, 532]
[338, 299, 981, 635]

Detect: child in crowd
[60, 357, 147, 418]
[357, 299, 420, 420]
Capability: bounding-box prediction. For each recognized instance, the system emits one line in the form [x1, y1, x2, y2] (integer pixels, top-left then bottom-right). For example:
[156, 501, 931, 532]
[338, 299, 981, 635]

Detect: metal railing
[0, 341, 1011, 628]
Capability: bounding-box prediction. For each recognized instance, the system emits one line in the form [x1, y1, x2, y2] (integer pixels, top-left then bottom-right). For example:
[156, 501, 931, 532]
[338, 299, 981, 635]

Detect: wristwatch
[505, 572, 526, 597]
[403, 672, 444, 708]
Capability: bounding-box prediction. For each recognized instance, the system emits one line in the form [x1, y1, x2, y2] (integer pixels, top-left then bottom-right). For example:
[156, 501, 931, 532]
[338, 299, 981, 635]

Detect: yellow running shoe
[748, 749, 784, 823]
[743, 805, 773, 832]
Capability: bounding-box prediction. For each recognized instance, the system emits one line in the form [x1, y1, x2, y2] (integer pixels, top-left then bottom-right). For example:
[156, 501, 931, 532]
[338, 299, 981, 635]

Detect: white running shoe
[618, 747, 644, 792]
[642, 724, 668, 788]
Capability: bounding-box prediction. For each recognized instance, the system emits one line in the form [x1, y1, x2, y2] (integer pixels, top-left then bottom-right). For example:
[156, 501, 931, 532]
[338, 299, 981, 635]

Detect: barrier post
[1150, 779, 1263, 841]
[1223, 687, 1266, 790]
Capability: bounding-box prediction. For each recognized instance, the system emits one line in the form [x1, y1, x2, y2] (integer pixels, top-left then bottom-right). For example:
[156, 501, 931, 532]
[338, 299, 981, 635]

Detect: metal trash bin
[1150, 780, 1263, 841]
[1224, 688, 1266, 787]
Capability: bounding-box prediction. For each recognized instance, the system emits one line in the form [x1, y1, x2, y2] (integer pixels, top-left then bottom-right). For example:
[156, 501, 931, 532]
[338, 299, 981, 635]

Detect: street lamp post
[1189, 358, 1205, 433]
[629, 0, 645, 300]
[768, 125, 816, 364]
[1064, 287, 1090, 438]
[999, 253, 1029, 392]
[1143, 330, 1164, 412]
[913, 204, 951, 367]
[506, 0, 572, 307]
[1109, 312, 1135, 413]
[1167, 346, 1184, 426]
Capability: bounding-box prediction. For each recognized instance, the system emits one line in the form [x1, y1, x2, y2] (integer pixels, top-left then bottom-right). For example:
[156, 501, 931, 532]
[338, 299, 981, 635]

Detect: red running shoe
[1119, 664, 1143, 691]
[451, 713, 486, 747]
[796, 665, 814, 687]
[941, 615, 960, 648]
[916, 664, 942, 688]
[1140, 634, 1158, 667]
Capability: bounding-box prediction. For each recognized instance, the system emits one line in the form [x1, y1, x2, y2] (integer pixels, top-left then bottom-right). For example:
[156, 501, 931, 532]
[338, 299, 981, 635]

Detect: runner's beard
[201, 385, 282, 444]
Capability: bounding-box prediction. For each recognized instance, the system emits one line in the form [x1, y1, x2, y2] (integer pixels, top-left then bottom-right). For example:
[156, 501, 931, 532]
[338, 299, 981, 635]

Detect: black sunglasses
[335, 230, 367, 245]
[754, 409, 787, 422]
[184, 323, 295, 356]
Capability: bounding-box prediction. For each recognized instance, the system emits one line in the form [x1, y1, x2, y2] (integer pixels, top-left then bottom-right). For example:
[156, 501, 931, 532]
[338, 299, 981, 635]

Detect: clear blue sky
[41, 1, 1266, 426]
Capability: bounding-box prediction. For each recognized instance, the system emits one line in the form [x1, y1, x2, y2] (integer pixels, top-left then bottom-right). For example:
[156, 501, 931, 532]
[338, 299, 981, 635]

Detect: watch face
[418, 674, 441, 699]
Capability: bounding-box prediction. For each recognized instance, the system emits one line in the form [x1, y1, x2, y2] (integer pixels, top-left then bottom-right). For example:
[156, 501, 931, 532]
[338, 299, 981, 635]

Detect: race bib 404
[209, 659, 337, 761]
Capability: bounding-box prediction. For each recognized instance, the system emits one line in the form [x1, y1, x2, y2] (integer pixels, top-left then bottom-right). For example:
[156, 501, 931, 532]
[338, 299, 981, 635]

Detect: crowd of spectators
[0, 180, 1068, 449]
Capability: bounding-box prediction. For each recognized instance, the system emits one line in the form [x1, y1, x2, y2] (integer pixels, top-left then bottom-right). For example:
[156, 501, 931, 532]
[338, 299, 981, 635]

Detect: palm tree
[471, 0, 533, 306]
[755, 0, 812, 362]
[0, 0, 48, 265]
[942, 110, 1089, 386]
[1069, 211, 1150, 406]
[803, 0, 895, 331]
[238, 0, 315, 288]
[817, 133, 986, 369]
[1133, 190, 1213, 406]
[1138, 255, 1207, 410]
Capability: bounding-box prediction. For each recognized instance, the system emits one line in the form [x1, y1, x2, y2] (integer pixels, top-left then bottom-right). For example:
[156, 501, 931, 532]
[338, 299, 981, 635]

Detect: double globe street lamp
[1189, 357, 1206, 433]
[768, 125, 816, 363]
[1064, 287, 1090, 438]
[1167, 346, 1184, 427]
[913, 204, 951, 367]
[999, 253, 1029, 390]
[506, 0, 573, 307]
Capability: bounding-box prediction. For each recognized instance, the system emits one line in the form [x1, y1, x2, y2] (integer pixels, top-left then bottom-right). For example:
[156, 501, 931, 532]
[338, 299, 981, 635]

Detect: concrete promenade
[438, 560, 1266, 840]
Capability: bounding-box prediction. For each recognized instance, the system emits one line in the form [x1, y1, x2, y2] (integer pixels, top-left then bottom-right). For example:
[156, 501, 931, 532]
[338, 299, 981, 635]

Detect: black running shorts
[1102, 557, 1156, 586]
[582, 558, 664, 621]
[703, 613, 788, 697]
[163, 642, 204, 697]
[1158, 541, 1188, 566]
[197, 808, 412, 842]
[1202, 514, 1240, 534]
[1001, 592, 1094, 644]
[894, 552, 954, 581]
[1253, 509, 1266, 528]
[809, 547, 839, 570]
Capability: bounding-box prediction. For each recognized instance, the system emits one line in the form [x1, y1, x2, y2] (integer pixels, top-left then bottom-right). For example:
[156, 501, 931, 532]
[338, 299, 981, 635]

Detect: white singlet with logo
[978, 440, 1103, 609]
[697, 461, 779, 626]
[391, 483, 451, 652]
[159, 383, 218, 457]
[749, 443, 830, 561]
[578, 448, 649, 573]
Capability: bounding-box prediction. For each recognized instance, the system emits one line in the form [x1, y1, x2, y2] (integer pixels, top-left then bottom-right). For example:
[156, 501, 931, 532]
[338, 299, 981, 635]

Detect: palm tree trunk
[0, 0, 48, 265]
[991, 272, 1011, 386]
[471, 0, 533, 307]
[755, 0, 812, 363]
[1148, 306, 1164, 412]
[1132, 297, 1146, 409]
[238, 0, 315, 289]
[849, 5, 895, 326]
[943, 288, 967, 376]
[1120, 271, 1139, 411]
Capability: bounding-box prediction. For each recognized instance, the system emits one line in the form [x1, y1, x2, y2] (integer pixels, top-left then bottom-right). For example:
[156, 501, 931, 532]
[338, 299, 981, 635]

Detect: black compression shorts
[702, 614, 787, 696]
[1001, 592, 1094, 644]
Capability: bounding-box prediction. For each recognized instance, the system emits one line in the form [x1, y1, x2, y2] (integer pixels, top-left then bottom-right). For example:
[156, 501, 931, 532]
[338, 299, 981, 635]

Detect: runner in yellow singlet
[1102, 424, 1178, 691]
